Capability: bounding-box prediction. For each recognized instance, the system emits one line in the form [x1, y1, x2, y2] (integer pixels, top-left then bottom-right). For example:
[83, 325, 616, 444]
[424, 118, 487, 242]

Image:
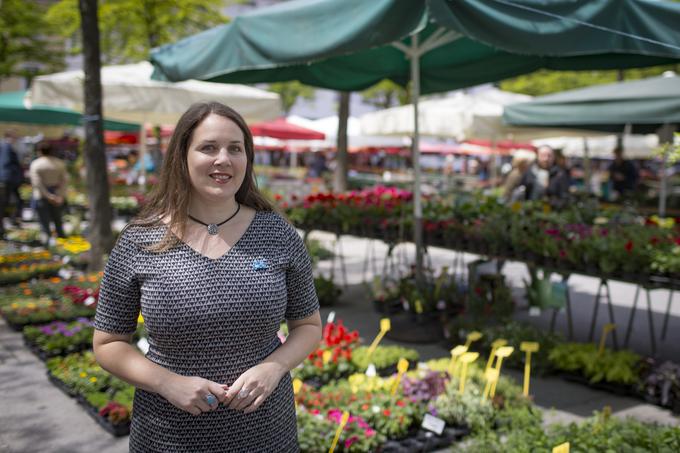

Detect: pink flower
[365, 428, 376, 437]
[344, 436, 359, 448]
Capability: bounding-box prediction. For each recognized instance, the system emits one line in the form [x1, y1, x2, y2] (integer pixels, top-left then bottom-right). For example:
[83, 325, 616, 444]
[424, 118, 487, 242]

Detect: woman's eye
[229, 146, 242, 153]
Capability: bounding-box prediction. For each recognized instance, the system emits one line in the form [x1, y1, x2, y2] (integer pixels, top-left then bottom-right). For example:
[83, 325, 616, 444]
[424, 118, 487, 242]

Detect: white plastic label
[326, 311, 336, 324]
[136, 338, 150, 354]
[421, 413, 446, 435]
[84, 296, 96, 307]
[365, 364, 377, 377]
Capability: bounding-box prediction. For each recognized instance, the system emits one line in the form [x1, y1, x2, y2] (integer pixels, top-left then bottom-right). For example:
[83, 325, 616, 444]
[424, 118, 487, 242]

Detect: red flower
[396, 400, 406, 407]
[382, 409, 391, 416]
[625, 240, 634, 252]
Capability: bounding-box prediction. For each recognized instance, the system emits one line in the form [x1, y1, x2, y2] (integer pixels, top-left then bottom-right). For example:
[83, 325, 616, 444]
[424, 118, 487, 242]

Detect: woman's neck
[187, 197, 239, 225]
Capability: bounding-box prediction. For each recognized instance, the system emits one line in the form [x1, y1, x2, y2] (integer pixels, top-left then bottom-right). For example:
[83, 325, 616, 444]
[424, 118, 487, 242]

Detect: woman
[501, 152, 533, 203]
[93, 102, 322, 452]
[29, 141, 67, 243]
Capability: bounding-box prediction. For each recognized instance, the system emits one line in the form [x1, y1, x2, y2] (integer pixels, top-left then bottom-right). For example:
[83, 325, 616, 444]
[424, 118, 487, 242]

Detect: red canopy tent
[249, 117, 325, 140]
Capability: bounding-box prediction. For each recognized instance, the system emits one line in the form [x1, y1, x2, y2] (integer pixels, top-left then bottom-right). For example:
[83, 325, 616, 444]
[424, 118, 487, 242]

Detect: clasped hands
[159, 362, 287, 416]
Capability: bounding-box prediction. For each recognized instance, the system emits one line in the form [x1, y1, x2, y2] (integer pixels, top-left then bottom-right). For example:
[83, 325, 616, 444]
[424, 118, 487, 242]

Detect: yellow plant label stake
[329, 411, 350, 453]
[292, 378, 302, 411]
[448, 345, 468, 378]
[322, 350, 332, 365]
[485, 338, 507, 372]
[520, 341, 539, 397]
[490, 346, 514, 397]
[458, 352, 479, 395]
[552, 442, 570, 453]
[390, 358, 410, 395]
[464, 331, 482, 349]
[367, 318, 391, 358]
[598, 323, 616, 354]
[482, 368, 499, 401]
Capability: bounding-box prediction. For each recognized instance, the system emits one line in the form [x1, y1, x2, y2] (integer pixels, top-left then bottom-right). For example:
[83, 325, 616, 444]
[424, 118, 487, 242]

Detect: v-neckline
[177, 210, 260, 261]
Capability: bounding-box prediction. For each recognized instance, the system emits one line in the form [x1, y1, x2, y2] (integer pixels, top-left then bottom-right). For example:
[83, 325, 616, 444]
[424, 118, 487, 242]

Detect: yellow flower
[80, 372, 87, 378]
[510, 202, 522, 213]
[89, 377, 97, 383]
[542, 203, 552, 214]
[137, 313, 144, 324]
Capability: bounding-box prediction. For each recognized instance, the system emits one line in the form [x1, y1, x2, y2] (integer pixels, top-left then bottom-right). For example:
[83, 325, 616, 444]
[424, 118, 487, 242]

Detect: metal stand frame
[587, 278, 619, 349]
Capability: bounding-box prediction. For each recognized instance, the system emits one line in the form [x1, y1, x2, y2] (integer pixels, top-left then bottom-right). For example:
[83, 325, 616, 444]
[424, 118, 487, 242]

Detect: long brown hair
[133, 102, 273, 251]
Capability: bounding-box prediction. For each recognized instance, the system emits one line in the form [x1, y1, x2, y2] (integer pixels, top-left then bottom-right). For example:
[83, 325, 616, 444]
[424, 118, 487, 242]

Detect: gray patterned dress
[94, 210, 319, 452]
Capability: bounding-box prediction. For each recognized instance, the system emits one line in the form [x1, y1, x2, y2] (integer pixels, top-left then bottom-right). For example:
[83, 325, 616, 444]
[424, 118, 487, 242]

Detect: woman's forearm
[94, 340, 174, 394]
[262, 323, 321, 375]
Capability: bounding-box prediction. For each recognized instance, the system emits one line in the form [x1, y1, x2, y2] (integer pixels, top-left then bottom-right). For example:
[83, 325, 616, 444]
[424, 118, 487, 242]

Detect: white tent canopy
[359, 86, 607, 141]
[288, 115, 408, 150]
[29, 61, 281, 125]
[532, 134, 659, 160]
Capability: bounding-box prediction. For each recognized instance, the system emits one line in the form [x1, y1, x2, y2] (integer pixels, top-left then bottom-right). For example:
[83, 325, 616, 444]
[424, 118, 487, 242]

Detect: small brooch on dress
[252, 259, 268, 271]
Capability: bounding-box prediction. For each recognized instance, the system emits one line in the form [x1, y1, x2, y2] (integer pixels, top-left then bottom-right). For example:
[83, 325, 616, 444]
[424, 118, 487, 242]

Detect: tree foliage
[0, 0, 66, 82]
[267, 81, 316, 115]
[360, 79, 409, 109]
[46, 0, 232, 64]
[499, 66, 677, 96]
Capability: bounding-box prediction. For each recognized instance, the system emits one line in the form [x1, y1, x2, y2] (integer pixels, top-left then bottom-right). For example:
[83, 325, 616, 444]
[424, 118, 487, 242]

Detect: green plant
[351, 346, 419, 373]
[314, 275, 342, 307]
[548, 343, 642, 385]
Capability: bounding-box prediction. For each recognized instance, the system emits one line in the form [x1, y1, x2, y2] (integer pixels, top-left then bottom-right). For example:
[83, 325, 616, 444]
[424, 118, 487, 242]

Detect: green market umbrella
[150, 0, 680, 273]
[0, 90, 139, 131]
[503, 74, 680, 134]
[504, 73, 680, 215]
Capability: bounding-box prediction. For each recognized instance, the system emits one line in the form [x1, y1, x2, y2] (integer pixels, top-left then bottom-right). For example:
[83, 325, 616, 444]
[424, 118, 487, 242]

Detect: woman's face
[187, 113, 247, 205]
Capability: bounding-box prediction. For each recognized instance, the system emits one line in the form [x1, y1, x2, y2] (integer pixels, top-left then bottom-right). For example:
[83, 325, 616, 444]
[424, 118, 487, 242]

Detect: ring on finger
[237, 389, 250, 399]
[205, 394, 217, 406]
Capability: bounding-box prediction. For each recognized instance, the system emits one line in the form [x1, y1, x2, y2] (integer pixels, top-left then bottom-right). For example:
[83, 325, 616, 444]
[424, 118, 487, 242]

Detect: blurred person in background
[608, 145, 638, 200]
[502, 151, 534, 203]
[520, 145, 569, 203]
[29, 141, 68, 244]
[0, 130, 25, 237]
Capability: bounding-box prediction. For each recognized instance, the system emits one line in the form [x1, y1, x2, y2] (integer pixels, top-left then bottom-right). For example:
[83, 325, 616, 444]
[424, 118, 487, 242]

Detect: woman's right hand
[158, 374, 228, 416]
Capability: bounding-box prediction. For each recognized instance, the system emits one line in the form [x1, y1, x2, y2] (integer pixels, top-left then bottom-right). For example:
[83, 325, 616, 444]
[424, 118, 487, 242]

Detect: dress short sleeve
[284, 223, 319, 320]
[94, 227, 141, 334]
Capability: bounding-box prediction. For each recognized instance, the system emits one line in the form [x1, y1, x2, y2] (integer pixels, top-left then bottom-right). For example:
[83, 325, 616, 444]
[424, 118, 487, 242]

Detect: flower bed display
[548, 343, 642, 393]
[0, 276, 99, 329]
[293, 320, 361, 386]
[279, 191, 680, 285]
[46, 351, 133, 436]
[23, 318, 94, 360]
[0, 250, 62, 285]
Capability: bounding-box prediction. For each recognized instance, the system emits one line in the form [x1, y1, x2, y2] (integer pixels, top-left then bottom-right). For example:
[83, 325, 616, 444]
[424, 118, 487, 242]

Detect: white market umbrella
[359, 86, 606, 141]
[288, 115, 408, 150]
[30, 62, 281, 181]
[29, 61, 281, 125]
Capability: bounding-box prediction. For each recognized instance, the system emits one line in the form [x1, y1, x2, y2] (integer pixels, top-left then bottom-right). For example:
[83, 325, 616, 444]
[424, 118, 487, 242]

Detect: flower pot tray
[76, 397, 131, 437]
[46, 371, 78, 398]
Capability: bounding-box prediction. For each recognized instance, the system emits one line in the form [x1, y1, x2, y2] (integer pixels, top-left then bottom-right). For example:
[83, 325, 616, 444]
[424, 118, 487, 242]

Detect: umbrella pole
[139, 123, 147, 186]
[658, 124, 675, 217]
[410, 34, 424, 285]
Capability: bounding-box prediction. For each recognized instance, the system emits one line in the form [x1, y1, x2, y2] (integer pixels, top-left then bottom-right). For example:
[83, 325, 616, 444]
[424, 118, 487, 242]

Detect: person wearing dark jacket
[520, 145, 570, 205]
[608, 146, 638, 199]
[0, 131, 24, 237]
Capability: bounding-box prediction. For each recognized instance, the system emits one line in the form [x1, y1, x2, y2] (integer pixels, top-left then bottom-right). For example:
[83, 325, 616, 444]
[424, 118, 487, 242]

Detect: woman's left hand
[223, 362, 287, 413]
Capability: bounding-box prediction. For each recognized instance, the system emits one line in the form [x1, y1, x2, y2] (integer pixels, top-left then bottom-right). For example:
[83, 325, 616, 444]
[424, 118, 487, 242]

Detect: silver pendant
[207, 224, 219, 235]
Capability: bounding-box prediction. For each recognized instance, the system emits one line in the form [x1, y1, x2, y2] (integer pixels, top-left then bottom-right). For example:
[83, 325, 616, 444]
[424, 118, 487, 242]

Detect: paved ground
[0, 231, 677, 452]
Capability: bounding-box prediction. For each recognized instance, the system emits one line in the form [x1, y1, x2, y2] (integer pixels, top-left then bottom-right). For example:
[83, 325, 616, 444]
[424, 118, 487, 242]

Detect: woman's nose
[214, 147, 231, 166]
